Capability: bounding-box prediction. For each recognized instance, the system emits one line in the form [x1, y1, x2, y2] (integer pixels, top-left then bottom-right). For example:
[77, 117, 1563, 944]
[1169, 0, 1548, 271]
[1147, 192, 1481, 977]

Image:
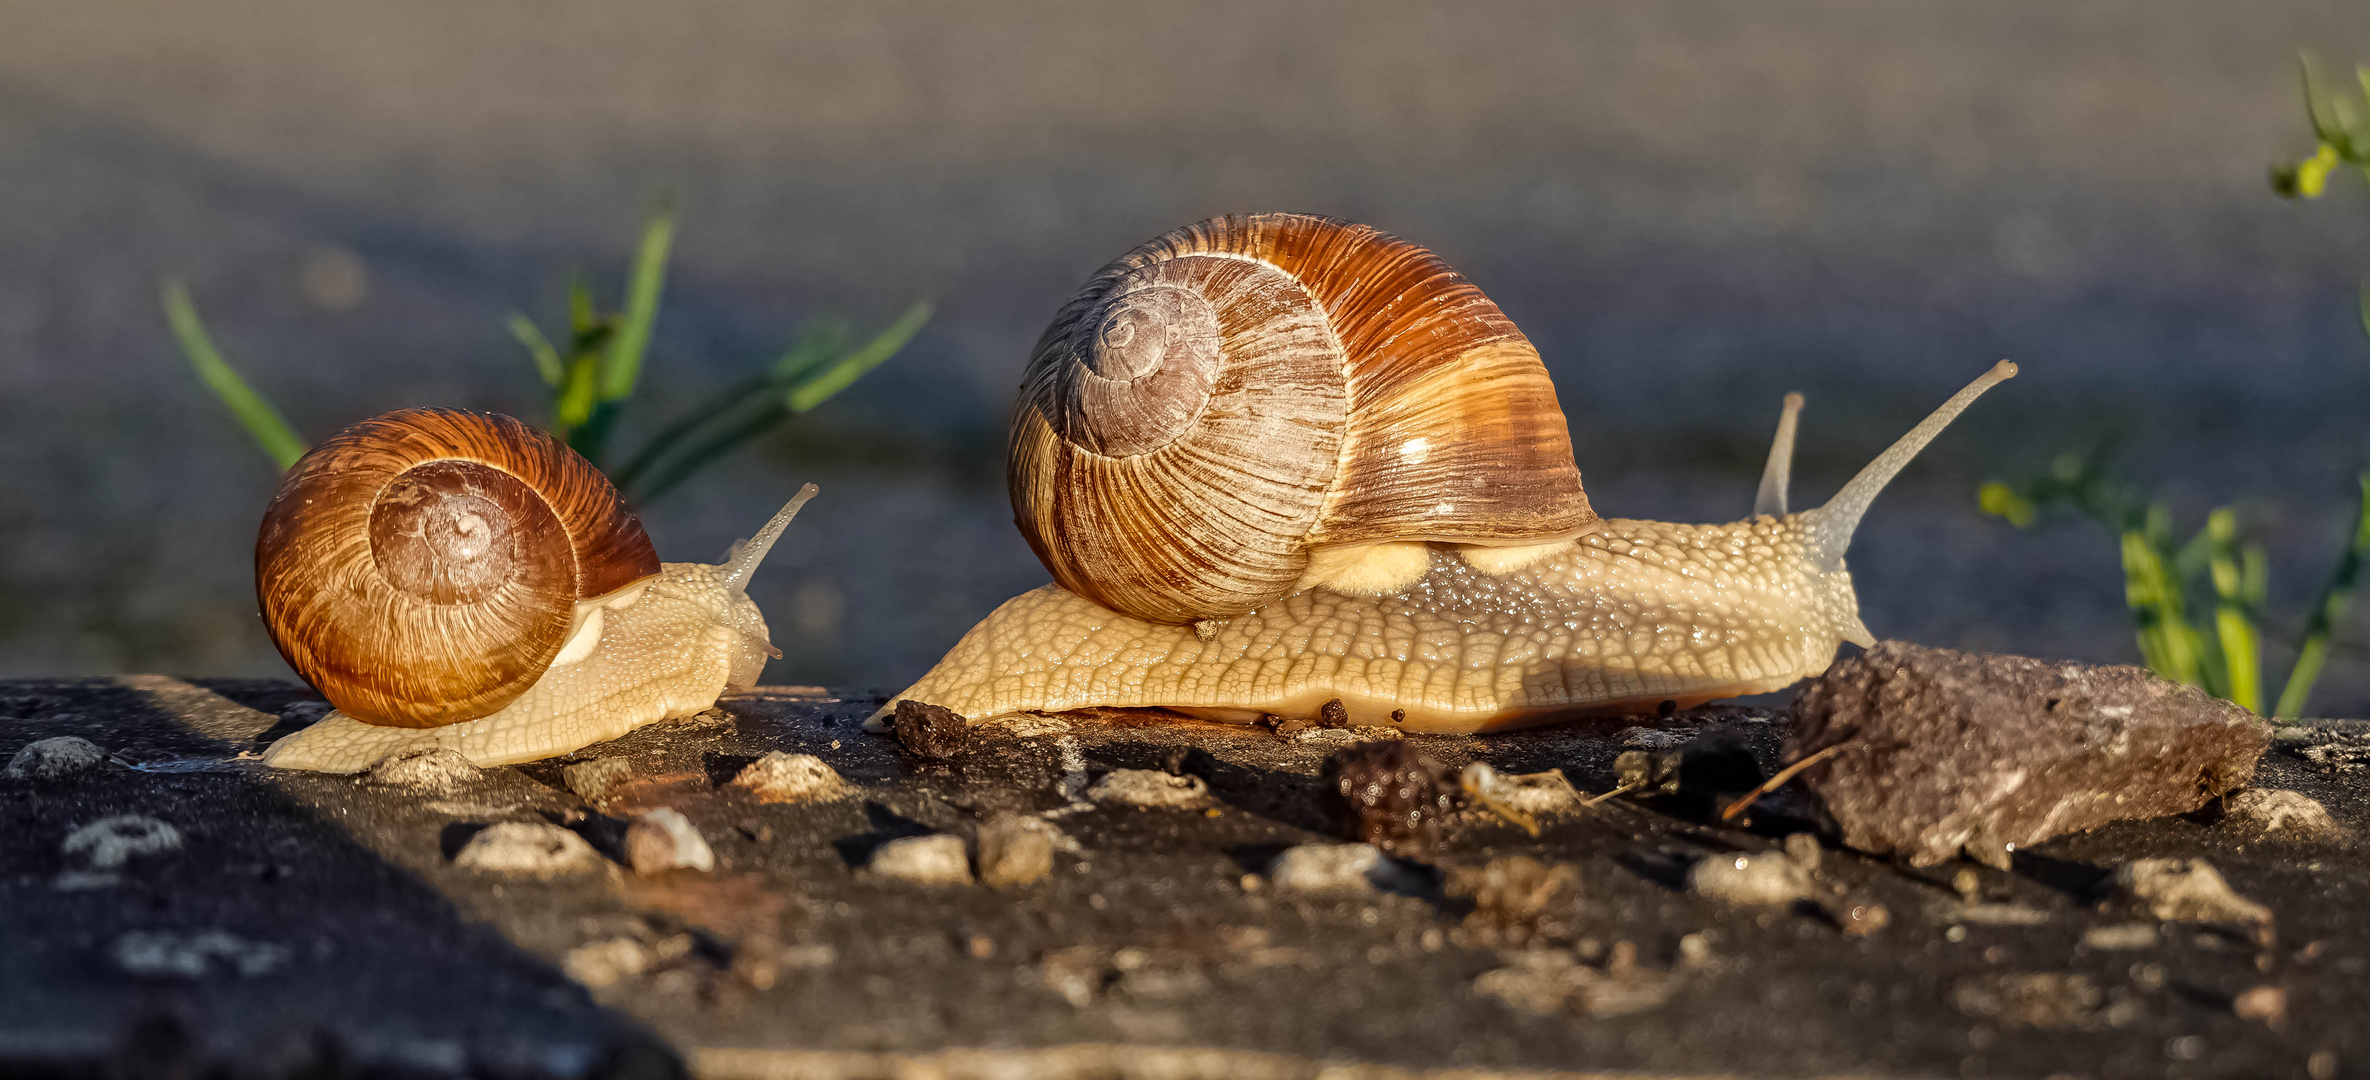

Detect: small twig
[1719, 743, 1851, 823]
[1582, 780, 1639, 808]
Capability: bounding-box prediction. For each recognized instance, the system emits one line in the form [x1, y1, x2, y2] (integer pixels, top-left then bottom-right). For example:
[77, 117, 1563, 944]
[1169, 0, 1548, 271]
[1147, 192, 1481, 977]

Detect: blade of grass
[162, 280, 308, 471]
[553, 350, 602, 438]
[508, 313, 565, 387]
[599, 203, 674, 405]
[2206, 508, 2263, 712]
[2275, 473, 2370, 719]
[786, 301, 931, 413]
[627, 400, 792, 505]
[610, 374, 776, 493]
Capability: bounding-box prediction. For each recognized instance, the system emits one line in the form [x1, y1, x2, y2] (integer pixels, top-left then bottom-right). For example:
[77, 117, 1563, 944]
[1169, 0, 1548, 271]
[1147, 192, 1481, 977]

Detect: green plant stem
[162, 280, 309, 471]
[2275, 473, 2370, 719]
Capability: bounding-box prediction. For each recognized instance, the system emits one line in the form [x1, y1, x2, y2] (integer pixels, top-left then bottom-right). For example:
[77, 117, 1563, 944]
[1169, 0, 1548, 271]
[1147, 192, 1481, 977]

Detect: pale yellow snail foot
[265, 563, 775, 773]
[874, 522, 1863, 736]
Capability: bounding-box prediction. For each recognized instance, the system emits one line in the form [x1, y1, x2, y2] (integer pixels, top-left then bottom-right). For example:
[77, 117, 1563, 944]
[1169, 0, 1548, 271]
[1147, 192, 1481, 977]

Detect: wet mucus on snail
[879, 212, 2016, 733]
[255, 408, 818, 772]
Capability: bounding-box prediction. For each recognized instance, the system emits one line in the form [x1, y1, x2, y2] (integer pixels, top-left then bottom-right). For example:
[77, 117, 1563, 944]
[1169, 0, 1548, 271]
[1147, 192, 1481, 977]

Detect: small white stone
[623, 808, 714, 874]
[2082, 923, 2161, 950]
[2223, 789, 2335, 833]
[2112, 858, 2271, 925]
[111, 930, 291, 979]
[977, 814, 1056, 888]
[562, 758, 635, 801]
[366, 748, 483, 794]
[867, 834, 973, 886]
[1265, 843, 1416, 896]
[1686, 852, 1812, 907]
[1086, 769, 1212, 809]
[453, 822, 604, 878]
[62, 816, 183, 869]
[730, 752, 852, 803]
[6, 736, 106, 780]
[563, 938, 651, 988]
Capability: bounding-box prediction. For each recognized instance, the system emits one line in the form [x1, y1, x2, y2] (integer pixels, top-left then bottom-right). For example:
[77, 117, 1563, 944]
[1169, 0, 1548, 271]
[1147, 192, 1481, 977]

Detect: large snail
[878, 213, 2015, 732]
[254, 408, 817, 772]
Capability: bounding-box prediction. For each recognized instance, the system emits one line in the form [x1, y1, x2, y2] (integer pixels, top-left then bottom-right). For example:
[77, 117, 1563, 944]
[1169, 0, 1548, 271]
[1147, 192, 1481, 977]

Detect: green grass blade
[508, 313, 565, 387]
[2122, 528, 2202, 687]
[568, 272, 599, 337]
[769, 321, 851, 384]
[162, 280, 308, 471]
[610, 375, 775, 493]
[786, 301, 931, 413]
[554, 350, 602, 438]
[626, 400, 791, 505]
[2275, 472, 2370, 719]
[600, 204, 674, 404]
[2206, 509, 2263, 712]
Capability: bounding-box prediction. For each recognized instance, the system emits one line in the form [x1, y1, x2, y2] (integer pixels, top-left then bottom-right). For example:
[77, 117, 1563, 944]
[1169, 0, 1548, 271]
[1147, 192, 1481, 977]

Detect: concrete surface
[4, 675, 2366, 1078]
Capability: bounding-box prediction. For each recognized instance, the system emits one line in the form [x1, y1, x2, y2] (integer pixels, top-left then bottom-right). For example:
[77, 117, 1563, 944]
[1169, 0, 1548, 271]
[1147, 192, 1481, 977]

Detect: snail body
[254, 408, 816, 772]
[879, 214, 2014, 732]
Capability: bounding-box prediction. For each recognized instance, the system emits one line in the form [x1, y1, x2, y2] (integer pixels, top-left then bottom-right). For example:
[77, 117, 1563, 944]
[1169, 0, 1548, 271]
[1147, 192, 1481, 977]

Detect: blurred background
[3, 1, 2369, 712]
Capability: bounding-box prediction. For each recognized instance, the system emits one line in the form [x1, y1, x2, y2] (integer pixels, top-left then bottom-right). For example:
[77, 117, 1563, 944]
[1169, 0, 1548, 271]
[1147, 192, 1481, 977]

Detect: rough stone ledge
[3, 675, 2365, 1079]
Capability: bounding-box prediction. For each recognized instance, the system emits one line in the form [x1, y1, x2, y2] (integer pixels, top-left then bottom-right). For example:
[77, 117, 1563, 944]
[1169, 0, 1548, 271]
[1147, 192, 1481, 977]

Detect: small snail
[877, 213, 2015, 732]
[253, 408, 817, 772]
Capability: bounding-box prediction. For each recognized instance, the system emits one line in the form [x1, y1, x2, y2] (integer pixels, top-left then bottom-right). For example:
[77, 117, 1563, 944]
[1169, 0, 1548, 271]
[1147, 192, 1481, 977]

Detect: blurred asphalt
[1, 1, 2368, 710]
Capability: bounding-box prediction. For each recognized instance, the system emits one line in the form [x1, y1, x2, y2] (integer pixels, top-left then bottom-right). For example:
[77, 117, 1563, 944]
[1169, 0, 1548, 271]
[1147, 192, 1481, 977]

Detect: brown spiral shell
[1010, 213, 1595, 624]
[255, 409, 661, 728]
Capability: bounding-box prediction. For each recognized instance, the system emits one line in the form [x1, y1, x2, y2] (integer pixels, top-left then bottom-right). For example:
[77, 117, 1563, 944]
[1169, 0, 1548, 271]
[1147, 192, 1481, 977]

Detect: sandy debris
[562, 757, 635, 801]
[453, 822, 604, 878]
[977, 814, 1057, 888]
[1687, 852, 1812, 906]
[731, 752, 853, 803]
[2110, 858, 2272, 926]
[62, 815, 183, 869]
[624, 808, 714, 873]
[867, 834, 973, 886]
[366, 748, 483, 794]
[2222, 789, 2335, 833]
[1086, 769, 1212, 809]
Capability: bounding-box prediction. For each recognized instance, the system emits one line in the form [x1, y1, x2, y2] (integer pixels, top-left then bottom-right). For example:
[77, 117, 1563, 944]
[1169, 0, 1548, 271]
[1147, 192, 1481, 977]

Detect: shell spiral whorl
[1011, 212, 1595, 626]
[256, 408, 661, 728]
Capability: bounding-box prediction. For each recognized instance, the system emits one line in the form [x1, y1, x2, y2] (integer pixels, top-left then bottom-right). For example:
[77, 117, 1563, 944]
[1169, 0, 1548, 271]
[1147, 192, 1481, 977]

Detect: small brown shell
[1010, 213, 1594, 624]
[255, 409, 660, 727]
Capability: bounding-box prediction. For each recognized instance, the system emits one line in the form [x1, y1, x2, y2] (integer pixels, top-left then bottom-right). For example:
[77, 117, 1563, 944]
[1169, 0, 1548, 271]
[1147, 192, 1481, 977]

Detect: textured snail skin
[262, 562, 772, 772]
[876, 515, 1869, 734]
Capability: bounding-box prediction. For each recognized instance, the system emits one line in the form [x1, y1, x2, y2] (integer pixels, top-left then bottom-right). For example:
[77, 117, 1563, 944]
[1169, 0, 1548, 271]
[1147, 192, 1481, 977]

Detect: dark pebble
[892, 699, 970, 760]
[1320, 741, 1457, 857]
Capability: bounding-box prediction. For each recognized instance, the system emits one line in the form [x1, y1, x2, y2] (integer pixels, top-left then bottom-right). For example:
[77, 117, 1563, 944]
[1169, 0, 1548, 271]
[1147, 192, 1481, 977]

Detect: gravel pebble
[867, 834, 972, 886]
[453, 822, 604, 878]
[730, 752, 852, 803]
[5, 736, 106, 780]
[561, 758, 635, 801]
[1321, 742, 1456, 857]
[976, 814, 1056, 888]
[62, 815, 183, 869]
[2109, 858, 2271, 926]
[564, 938, 651, 988]
[2082, 923, 2161, 950]
[111, 930, 292, 979]
[1264, 842, 1419, 896]
[2223, 789, 2335, 833]
[365, 748, 483, 794]
[1687, 852, 1812, 907]
[624, 808, 714, 873]
[1086, 769, 1212, 808]
[892, 700, 969, 760]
